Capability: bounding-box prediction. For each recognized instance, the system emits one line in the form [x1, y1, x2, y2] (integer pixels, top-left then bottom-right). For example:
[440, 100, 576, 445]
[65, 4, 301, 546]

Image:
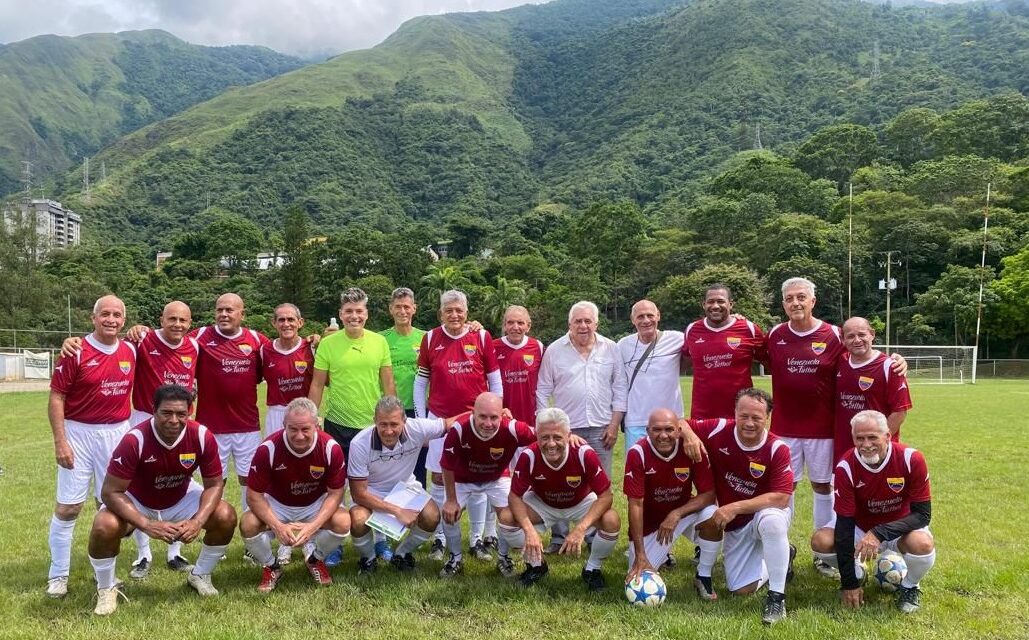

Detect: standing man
[46, 295, 136, 598]
[380, 287, 428, 484]
[681, 285, 765, 419]
[493, 305, 544, 425]
[87, 384, 236, 614]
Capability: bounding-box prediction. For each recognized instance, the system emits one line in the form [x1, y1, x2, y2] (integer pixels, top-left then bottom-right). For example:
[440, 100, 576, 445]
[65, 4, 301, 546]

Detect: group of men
[45, 276, 935, 625]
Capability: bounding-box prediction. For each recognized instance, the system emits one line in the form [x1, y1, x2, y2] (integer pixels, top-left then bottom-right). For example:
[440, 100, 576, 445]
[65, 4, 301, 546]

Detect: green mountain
[0, 29, 303, 195]
[53, 0, 1028, 241]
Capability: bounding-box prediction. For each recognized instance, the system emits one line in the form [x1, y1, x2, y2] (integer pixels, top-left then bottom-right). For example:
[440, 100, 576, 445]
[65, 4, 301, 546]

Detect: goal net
[879, 345, 977, 384]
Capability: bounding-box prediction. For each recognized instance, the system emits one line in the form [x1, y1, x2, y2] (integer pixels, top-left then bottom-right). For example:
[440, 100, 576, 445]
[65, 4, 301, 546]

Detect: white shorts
[780, 437, 833, 483]
[453, 477, 511, 510]
[125, 481, 203, 523]
[722, 507, 792, 592]
[56, 419, 131, 505]
[521, 490, 598, 533]
[130, 409, 153, 427]
[265, 405, 287, 436]
[825, 515, 933, 554]
[215, 432, 262, 479]
[265, 494, 328, 524]
[627, 504, 717, 569]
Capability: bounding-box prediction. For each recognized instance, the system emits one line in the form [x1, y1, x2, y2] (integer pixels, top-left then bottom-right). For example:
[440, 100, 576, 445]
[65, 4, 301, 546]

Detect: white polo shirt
[347, 418, 445, 496]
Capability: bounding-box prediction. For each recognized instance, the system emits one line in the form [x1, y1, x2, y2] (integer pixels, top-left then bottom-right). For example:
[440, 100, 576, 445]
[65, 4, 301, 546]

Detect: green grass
[1, 380, 1028, 639]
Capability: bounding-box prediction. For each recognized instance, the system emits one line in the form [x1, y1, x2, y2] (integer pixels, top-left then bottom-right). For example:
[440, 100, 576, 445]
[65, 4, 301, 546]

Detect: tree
[647, 264, 773, 330]
[279, 206, 314, 313]
[883, 107, 939, 167]
[987, 247, 1029, 355]
[914, 265, 997, 345]
[708, 151, 837, 216]
[479, 276, 528, 333]
[202, 210, 264, 274]
[794, 124, 882, 189]
[419, 261, 471, 309]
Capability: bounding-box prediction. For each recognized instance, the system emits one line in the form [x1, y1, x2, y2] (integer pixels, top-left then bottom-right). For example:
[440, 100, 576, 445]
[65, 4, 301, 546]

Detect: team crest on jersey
[726, 336, 742, 350]
[294, 360, 308, 374]
[810, 342, 827, 355]
[674, 467, 691, 482]
[887, 477, 905, 493]
[238, 344, 253, 356]
[463, 344, 477, 356]
[179, 453, 196, 469]
[310, 465, 325, 479]
[180, 355, 193, 369]
[522, 353, 535, 366]
[858, 376, 875, 391]
[749, 461, 766, 479]
[566, 475, 582, 488]
[490, 447, 505, 461]
[118, 360, 132, 375]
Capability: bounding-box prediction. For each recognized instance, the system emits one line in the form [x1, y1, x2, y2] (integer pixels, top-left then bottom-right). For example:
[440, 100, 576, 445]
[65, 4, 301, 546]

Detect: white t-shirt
[347, 418, 444, 496]
[617, 330, 685, 426]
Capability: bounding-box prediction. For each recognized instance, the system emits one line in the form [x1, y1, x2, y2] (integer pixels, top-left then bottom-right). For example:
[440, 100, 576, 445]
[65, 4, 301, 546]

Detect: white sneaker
[46, 576, 68, 599]
[93, 586, 128, 616]
[186, 572, 219, 597]
[277, 545, 293, 565]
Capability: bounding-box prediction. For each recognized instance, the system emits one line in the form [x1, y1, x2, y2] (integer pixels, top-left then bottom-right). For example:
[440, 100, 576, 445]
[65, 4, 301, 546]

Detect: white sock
[443, 518, 463, 555]
[167, 541, 184, 562]
[192, 543, 226, 576]
[48, 515, 76, 579]
[901, 550, 935, 588]
[90, 555, 117, 590]
[396, 526, 433, 556]
[468, 492, 487, 543]
[499, 523, 534, 565]
[813, 492, 834, 530]
[585, 530, 618, 571]
[353, 531, 376, 560]
[312, 530, 347, 561]
[697, 536, 721, 578]
[240, 485, 249, 512]
[244, 533, 275, 567]
[757, 511, 791, 593]
[430, 482, 446, 543]
[133, 529, 153, 563]
[484, 508, 498, 540]
[496, 526, 509, 555]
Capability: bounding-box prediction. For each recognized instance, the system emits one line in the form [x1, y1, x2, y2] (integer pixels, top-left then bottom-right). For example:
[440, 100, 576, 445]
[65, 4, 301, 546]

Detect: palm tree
[419, 262, 470, 307]
[480, 276, 527, 332]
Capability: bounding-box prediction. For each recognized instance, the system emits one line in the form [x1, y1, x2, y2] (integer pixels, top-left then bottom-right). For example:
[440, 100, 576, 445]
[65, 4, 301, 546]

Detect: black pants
[323, 419, 362, 462]
[405, 409, 429, 487]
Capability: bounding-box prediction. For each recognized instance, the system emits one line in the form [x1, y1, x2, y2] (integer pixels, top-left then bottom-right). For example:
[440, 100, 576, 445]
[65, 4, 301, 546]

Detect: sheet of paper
[366, 481, 431, 540]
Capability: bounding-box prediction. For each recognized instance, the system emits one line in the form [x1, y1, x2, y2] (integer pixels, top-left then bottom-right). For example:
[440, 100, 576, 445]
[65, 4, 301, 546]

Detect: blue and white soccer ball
[625, 570, 667, 607]
[874, 551, 908, 593]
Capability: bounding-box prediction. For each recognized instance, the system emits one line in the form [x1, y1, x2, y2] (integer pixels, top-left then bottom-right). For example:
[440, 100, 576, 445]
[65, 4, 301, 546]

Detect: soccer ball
[625, 570, 667, 607]
[874, 551, 907, 592]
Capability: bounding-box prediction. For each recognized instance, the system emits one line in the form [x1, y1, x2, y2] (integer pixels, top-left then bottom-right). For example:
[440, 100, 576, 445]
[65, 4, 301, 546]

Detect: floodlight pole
[848, 183, 853, 318]
[972, 183, 991, 384]
[878, 251, 901, 353]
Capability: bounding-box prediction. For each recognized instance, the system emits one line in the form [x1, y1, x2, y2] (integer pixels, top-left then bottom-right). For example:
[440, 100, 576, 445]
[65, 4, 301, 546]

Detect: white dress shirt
[617, 330, 685, 426]
[536, 333, 628, 429]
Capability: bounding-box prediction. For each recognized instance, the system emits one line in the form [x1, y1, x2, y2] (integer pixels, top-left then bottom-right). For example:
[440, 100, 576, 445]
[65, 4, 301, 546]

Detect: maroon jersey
[192, 326, 268, 434]
[690, 418, 793, 531]
[834, 352, 913, 461]
[511, 443, 610, 509]
[417, 327, 499, 418]
[132, 330, 199, 414]
[260, 340, 315, 407]
[493, 336, 544, 424]
[247, 430, 346, 507]
[51, 335, 135, 424]
[682, 317, 765, 420]
[107, 418, 221, 510]
[623, 437, 715, 536]
[765, 321, 843, 439]
[834, 443, 930, 532]
[440, 416, 536, 483]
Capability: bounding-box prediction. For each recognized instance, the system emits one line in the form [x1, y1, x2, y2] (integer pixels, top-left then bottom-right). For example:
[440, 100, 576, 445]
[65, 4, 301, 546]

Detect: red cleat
[257, 565, 283, 593]
[306, 558, 332, 586]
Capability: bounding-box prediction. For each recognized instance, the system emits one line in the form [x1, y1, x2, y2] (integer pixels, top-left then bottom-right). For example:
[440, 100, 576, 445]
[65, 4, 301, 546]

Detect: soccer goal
[879, 345, 977, 384]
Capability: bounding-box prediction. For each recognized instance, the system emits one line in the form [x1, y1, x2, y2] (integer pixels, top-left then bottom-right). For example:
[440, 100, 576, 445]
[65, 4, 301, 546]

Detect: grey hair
[374, 395, 407, 418]
[274, 302, 302, 319]
[390, 287, 416, 303]
[851, 410, 889, 436]
[284, 397, 321, 423]
[536, 407, 571, 432]
[781, 277, 816, 299]
[439, 289, 468, 311]
[340, 287, 368, 307]
[567, 300, 599, 324]
[504, 305, 530, 320]
[92, 295, 125, 315]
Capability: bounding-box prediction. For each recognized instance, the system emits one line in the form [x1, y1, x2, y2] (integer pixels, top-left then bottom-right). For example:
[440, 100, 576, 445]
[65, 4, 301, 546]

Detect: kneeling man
[88, 384, 236, 615]
[499, 407, 621, 592]
[810, 409, 934, 613]
[241, 397, 350, 592]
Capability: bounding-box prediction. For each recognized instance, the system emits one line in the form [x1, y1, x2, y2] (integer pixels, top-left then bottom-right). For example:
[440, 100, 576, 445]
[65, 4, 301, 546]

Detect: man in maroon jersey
[241, 398, 350, 593]
[811, 410, 935, 613]
[833, 317, 912, 462]
[498, 407, 621, 592]
[682, 388, 795, 625]
[493, 305, 543, 425]
[681, 284, 765, 420]
[46, 295, 136, 598]
[624, 408, 718, 602]
[86, 385, 237, 615]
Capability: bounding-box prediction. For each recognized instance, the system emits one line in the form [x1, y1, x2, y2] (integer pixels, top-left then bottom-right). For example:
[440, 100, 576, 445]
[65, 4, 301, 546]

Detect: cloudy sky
[0, 0, 549, 58]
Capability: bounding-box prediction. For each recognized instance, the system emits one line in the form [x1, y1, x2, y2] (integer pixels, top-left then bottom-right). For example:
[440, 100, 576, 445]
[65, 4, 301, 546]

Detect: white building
[3, 199, 81, 259]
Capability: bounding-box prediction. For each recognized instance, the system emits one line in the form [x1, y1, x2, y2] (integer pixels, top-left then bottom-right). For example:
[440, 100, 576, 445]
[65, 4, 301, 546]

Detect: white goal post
[880, 345, 977, 384]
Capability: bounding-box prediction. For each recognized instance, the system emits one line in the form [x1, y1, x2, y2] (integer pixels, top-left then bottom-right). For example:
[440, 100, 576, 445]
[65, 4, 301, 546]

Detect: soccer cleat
[471, 539, 493, 562]
[390, 553, 416, 572]
[785, 544, 798, 583]
[186, 571, 219, 597]
[518, 562, 549, 588]
[897, 586, 922, 613]
[167, 555, 192, 572]
[93, 586, 128, 616]
[439, 554, 464, 578]
[581, 567, 607, 592]
[243, 550, 259, 566]
[496, 554, 516, 578]
[761, 591, 787, 625]
[662, 553, 677, 569]
[374, 540, 394, 562]
[324, 546, 344, 567]
[46, 576, 69, 599]
[813, 557, 840, 579]
[357, 557, 378, 576]
[306, 557, 332, 586]
[129, 557, 151, 580]
[483, 536, 499, 555]
[544, 539, 564, 555]
[693, 575, 718, 601]
[277, 545, 293, 566]
[691, 545, 701, 565]
[257, 565, 283, 593]
[428, 539, 446, 562]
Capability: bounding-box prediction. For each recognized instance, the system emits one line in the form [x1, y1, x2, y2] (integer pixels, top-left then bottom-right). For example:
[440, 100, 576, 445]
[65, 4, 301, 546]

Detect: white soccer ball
[625, 570, 667, 607]
[874, 551, 907, 593]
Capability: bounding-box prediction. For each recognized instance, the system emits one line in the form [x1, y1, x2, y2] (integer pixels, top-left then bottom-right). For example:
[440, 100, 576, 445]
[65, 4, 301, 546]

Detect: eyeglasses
[373, 448, 416, 462]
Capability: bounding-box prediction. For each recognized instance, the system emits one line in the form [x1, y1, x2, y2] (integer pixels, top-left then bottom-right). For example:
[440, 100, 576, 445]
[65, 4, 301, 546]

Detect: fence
[974, 359, 1029, 379]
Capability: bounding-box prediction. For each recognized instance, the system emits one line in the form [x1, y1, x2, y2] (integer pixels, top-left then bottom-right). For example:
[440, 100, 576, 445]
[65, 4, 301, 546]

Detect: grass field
[1, 380, 1027, 640]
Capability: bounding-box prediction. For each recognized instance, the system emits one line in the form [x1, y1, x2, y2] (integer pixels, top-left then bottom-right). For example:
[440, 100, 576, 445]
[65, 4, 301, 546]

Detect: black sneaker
[496, 553, 515, 578]
[785, 544, 797, 583]
[662, 553, 677, 569]
[762, 591, 787, 625]
[129, 557, 150, 580]
[483, 536, 499, 554]
[544, 539, 564, 555]
[390, 553, 416, 572]
[357, 557, 378, 575]
[428, 539, 445, 561]
[581, 567, 606, 592]
[470, 539, 492, 561]
[439, 554, 464, 578]
[167, 555, 192, 572]
[692, 545, 701, 565]
[897, 585, 921, 613]
[518, 562, 549, 587]
[694, 575, 718, 601]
